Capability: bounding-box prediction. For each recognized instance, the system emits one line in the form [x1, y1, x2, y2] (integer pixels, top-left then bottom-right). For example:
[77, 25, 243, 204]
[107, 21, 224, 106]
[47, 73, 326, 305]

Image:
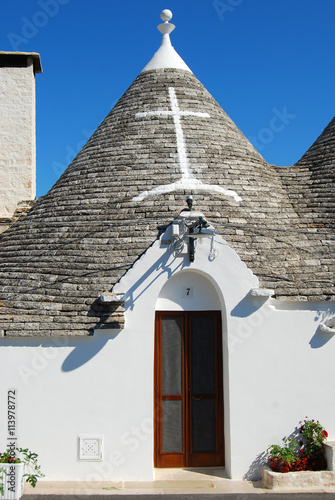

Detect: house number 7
[183, 286, 193, 297]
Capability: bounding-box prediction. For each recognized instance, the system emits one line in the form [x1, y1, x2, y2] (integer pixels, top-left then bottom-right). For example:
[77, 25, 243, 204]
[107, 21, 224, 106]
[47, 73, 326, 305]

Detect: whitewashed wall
[0, 232, 334, 482]
[227, 299, 335, 479]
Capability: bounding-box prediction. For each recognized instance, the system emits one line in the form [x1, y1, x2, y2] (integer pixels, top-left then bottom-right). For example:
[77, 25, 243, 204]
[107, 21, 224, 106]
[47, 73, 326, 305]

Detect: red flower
[322, 430, 328, 438]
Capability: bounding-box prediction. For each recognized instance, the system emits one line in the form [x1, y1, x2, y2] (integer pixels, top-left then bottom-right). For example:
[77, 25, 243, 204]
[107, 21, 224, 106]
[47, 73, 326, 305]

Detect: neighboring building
[0, 52, 42, 232]
[0, 10, 334, 481]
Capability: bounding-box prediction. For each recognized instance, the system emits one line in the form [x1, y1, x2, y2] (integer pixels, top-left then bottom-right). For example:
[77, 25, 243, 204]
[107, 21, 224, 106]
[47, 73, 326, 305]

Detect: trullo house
[0, 9, 334, 482]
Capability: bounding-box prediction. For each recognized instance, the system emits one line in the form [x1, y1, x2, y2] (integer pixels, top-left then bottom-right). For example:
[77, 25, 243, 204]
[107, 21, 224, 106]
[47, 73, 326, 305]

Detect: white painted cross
[132, 87, 242, 202]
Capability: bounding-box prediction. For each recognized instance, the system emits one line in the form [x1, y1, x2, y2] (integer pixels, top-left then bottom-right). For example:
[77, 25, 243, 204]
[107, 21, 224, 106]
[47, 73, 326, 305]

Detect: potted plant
[0, 448, 44, 500]
[261, 417, 333, 489]
[267, 418, 328, 473]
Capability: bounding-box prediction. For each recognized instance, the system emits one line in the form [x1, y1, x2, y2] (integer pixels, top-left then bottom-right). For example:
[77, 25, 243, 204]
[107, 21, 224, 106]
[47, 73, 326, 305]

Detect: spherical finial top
[158, 9, 175, 35]
[160, 9, 173, 22]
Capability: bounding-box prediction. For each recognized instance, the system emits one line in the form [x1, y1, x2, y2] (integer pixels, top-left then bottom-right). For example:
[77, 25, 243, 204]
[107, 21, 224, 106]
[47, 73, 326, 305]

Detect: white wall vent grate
[78, 435, 103, 461]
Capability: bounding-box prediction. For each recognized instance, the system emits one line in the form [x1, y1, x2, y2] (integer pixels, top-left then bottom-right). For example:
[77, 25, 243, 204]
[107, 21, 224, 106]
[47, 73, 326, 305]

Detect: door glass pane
[192, 399, 216, 452]
[162, 400, 183, 452]
[162, 317, 182, 395]
[191, 317, 215, 395]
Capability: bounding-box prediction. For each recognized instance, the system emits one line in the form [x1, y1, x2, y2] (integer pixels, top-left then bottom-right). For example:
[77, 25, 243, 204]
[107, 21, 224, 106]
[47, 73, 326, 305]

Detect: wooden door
[154, 311, 224, 468]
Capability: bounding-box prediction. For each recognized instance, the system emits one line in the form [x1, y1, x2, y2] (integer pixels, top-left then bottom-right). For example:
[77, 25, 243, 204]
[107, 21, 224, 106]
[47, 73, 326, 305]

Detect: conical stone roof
[292, 116, 335, 226]
[0, 12, 334, 336]
[296, 116, 335, 171]
[279, 115, 335, 242]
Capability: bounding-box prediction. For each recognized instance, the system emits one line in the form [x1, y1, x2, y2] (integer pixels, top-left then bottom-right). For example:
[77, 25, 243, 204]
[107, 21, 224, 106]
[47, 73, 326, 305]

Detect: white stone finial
[158, 9, 175, 35]
[141, 9, 192, 73]
[161, 9, 173, 22]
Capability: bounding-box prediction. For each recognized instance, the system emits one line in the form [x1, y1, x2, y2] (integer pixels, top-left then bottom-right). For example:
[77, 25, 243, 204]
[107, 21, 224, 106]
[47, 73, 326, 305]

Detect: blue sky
[1, 0, 334, 198]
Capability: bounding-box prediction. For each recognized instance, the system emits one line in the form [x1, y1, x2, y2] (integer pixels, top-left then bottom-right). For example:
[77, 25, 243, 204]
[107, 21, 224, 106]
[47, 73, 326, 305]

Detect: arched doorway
[154, 271, 224, 468]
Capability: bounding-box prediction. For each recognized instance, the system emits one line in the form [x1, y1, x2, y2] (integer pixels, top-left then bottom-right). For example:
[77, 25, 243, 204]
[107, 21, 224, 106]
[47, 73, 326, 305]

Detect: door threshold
[154, 466, 228, 481]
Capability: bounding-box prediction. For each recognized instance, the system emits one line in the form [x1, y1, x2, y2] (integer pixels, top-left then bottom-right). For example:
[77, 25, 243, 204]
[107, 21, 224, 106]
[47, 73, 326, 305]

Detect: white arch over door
[156, 269, 221, 311]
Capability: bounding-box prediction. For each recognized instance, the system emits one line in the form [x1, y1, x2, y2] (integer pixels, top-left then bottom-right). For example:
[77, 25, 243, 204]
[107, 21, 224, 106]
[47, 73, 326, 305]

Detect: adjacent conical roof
[296, 116, 335, 171]
[279, 115, 335, 229]
[0, 11, 334, 336]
